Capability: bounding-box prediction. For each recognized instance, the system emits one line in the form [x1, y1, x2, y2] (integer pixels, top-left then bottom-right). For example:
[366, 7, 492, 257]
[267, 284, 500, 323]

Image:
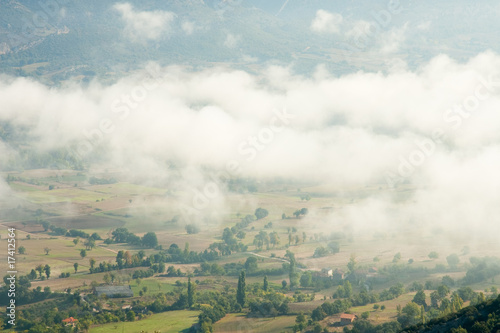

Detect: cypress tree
[263, 275, 269, 292]
[237, 271, 246, 306]
[187, 277, 194, 308]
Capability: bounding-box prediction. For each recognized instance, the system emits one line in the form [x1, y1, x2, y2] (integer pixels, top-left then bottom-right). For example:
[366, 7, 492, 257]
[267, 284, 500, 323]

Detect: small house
[340, 313, 356, 325]
[332, 269, 345, 281]
[321, 268, 334, 277]
[62, 317, 78, 327]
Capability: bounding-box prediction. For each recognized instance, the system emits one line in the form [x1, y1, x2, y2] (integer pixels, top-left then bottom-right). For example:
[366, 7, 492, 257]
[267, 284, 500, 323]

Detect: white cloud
[417, 21, 431, 31]
[181, 21, 195, 35]
[311, 11, 408, 57]
[310, 9, 343, 34]
[379, 23, 408, 54]
[2, 52, 500, 234]
[224, 33, 240, 48]
[114, 3, 175, 41]
[346, 20, 372, 39]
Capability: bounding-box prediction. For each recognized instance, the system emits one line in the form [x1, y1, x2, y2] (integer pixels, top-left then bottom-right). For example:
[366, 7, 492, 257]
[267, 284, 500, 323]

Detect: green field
[214, 313, 295, 333]
[90, 310, 199, 333]
[130, 278, 176, 296]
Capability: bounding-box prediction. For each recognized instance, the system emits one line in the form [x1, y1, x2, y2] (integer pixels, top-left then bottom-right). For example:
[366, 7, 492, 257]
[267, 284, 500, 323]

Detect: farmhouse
[62, 317, 78, 327]
[321, 268, 345, 280]
[321, 268, 333, 277]
[94, 285, 133, 298]
[331, 269, 345, 281]
[340, 313, 356, 325]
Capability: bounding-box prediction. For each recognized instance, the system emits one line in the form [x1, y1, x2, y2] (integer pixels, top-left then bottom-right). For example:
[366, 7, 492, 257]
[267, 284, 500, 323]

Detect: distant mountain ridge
[0, 0, 499, 83]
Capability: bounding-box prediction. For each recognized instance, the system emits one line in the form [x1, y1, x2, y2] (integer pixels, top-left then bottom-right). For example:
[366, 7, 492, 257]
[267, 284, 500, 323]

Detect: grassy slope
[89, 310, 199, 333]
[213, 313, 295, 333]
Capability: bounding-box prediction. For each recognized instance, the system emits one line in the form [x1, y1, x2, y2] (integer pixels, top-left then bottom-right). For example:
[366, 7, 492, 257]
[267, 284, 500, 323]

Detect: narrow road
[244, 252, 290, 263]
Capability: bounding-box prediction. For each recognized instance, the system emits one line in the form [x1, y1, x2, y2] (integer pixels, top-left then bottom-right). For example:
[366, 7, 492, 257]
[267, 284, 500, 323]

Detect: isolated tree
[343, 280, 353, 297]
[430, 291, 440, 308]
[399, 302, 421, 327]
[244, 256, 258, 272]
[89, 258, 96, 270]
[288, 233, 292, 246]
[44, 247, 51, 255]
[74, 262, 79, 273]
[302, 232, 306, 243]
[269, 231, 280, 247]
[124, 251, 133, 265]
[288, 253, 299, 289]
[294, 235, 300, 245]
[295, 312, 307, 332]
[393, 252, 402, 263]
[413, 290, 427, 308]
[126, 310, 135, 322]
[222, 228, 236, 245]
[142, 232, 158, 248]
[428, 251, 439, 259]
[80, 249, 87, 259]
[36, 265, 44, 278]
[29, 269, 37, 280]
[185, 224, 200, 234]
[347, 254, 357, 274]
[237, 271, 246, 306]
[90, 232, 101, 240]
[328, 241, 340, 254]
[18, 246, 26, 254]
[254, 208, 269, 220]
[263, 275, 269, 292]
[137, 250, 145, 260]
[300, 271, 312, 287]
[302, 194, 311, 201]
[313, 246, 329, 258]
[282, 280, 287, 289]
[44, 264, 51, 279]
[253, 231, 269, 250]
[41, 221, 50, 231]
[187, 277, 195, 308]
[73, 237, 79, 246]
[84, 238, 95, 250]
[437, 285, 450, 298]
